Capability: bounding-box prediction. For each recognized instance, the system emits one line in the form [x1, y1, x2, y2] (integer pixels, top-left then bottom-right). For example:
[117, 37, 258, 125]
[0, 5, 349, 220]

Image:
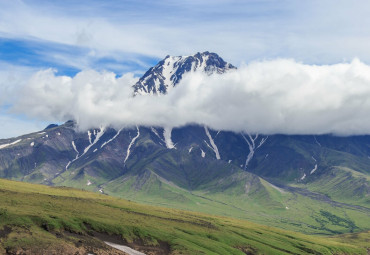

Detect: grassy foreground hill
[0, 178, 368, 254]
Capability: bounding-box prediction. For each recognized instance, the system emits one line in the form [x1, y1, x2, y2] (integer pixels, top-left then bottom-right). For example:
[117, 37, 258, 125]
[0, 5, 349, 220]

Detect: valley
[0, 52, 369, 253]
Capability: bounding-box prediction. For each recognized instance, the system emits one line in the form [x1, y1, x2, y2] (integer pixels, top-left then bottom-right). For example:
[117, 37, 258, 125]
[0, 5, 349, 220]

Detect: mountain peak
[133, 52, 236, 95]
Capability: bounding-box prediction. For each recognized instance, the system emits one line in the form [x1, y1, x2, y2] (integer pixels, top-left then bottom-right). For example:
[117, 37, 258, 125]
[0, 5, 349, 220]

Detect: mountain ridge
[0, 52, 369, 236]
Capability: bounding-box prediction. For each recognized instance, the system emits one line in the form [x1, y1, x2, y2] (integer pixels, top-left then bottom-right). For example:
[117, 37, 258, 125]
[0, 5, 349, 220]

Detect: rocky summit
[133, 51, 236, 95]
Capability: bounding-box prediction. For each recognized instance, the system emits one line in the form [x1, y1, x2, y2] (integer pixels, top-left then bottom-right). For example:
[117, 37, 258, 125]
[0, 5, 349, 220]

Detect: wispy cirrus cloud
[1, 0, 370, 71]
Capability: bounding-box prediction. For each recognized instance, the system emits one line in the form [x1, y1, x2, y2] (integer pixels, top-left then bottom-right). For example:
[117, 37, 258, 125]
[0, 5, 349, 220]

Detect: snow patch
[124, 126, 140, 164]
[241, 133, 268, 170]
[93, 148, 98, 152]
[101, 128, 122, 148]
[87, 180, 92, 186]
[310, 164, 318, 174]
[241, 133, 257, 170]
[162, 56, 183, 92]
[204, 126, 220, 159]
[66, 141, 79, 170]
[87, 130, 92, 144]
[151, 127, 165, 143]
[201, 149, 205, 158]
[104, 242, 146, 255]
[163, 127, 175, 149]
[228, 160, 232, 163]
[257, 136, 268, 148]
[0, 139, 22, 149]
[188, 146, 193, 153]
[72, 141, 78, 154]
[300, 173, 306, 180]
[30, 142, 34, 147]
[83, 127, 105, 154]
[65, 162, 72, 170]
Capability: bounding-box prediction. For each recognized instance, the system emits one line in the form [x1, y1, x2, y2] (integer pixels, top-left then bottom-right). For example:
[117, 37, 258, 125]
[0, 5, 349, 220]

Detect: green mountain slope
[0, 178, 367, 254]
[1, 123, 370, 236]
[295, 166, 370, 207]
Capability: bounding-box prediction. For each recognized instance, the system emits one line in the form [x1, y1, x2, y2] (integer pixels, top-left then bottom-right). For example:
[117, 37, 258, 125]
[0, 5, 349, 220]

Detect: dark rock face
[45, 124, 59, 130]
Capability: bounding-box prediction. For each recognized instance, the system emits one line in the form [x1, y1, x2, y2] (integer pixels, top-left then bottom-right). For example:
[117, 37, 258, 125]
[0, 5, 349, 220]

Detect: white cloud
[0, 62, 37, 105]
[9, 58, 370, 135]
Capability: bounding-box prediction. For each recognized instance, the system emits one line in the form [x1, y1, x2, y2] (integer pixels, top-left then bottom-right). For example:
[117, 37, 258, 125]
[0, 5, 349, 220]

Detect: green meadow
[0, 178, 368, 254]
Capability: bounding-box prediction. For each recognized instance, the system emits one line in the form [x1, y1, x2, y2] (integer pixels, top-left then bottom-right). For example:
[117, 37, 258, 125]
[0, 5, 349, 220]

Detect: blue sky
[1, 0, 370, 138]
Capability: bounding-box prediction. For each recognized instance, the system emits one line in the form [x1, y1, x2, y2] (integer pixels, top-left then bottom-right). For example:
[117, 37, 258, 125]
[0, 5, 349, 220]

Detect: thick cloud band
[11, 59, 370, 135]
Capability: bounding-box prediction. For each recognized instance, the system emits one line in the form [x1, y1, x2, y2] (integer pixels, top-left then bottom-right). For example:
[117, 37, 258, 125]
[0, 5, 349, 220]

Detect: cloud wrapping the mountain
[11, 59, 370, 135]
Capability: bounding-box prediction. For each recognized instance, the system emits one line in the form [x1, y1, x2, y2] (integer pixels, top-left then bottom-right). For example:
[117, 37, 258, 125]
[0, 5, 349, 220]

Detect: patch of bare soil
[5, 244, 127, 255]
[0, 226, 12, 238]
[4, 230, 128, 255]
[1, 223, 170, 255]
[236, 245, 258, 255]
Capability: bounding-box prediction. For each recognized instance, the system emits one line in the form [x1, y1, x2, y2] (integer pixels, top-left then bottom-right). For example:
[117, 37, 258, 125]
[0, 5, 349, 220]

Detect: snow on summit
[133, 51, 236, 95]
